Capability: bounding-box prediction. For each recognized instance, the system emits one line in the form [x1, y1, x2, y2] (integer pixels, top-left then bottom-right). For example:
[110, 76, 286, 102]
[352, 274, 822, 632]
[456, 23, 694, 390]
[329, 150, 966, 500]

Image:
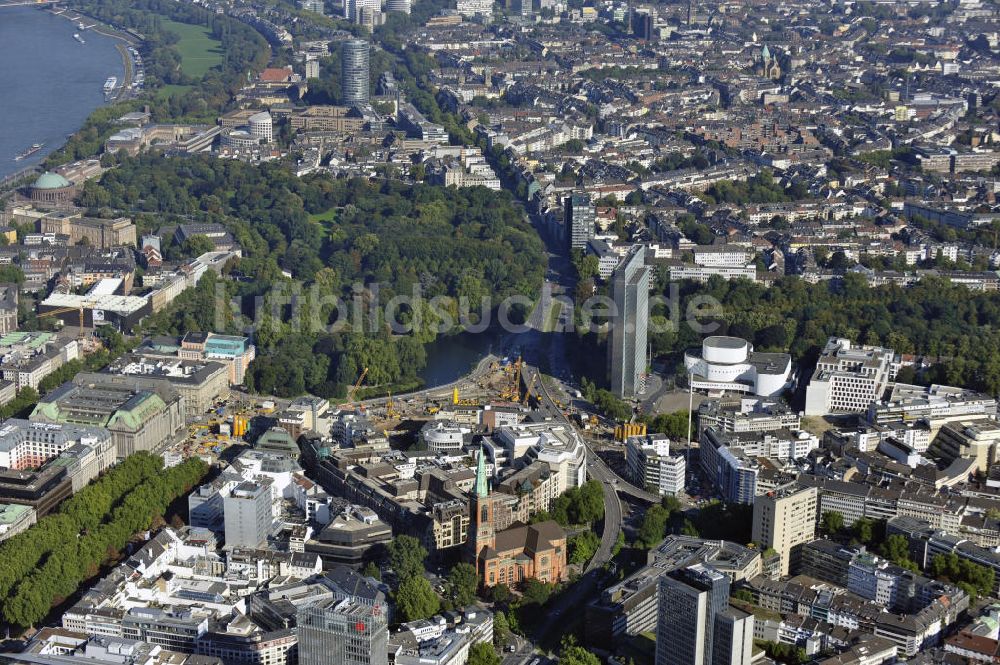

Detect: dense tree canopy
[395, 576, 440, 622]
[447, 562, 479, 607]
[85, 156, 544, 397]
[387, 535, 428, 581]
[653, 274, 1000, 394]
[0, 454, 207, 627]
[549, 480, 605, 526]
[467, 643, 501, 665]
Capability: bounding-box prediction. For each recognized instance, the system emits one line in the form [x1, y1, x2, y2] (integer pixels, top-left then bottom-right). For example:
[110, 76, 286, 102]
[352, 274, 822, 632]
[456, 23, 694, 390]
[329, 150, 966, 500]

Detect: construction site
[351, 354, 600, 451]
[160, 353, 595, 463]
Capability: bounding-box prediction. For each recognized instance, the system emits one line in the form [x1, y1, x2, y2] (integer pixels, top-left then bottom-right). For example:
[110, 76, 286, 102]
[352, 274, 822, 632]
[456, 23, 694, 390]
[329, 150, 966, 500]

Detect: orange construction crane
[37, 303, 88, 339]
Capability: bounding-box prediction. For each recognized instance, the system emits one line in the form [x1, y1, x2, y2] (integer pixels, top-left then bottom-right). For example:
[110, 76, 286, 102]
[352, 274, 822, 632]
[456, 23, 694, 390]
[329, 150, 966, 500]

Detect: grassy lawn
[156, 84, 193, 99]
[309, 209, 337, 224]
[309, 208, 339, 236]
[161, 19, 223, 78]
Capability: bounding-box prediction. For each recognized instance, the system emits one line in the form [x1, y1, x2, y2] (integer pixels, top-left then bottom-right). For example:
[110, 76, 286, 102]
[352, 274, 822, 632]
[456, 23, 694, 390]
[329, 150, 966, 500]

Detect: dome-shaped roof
[33, 172, 72, 190]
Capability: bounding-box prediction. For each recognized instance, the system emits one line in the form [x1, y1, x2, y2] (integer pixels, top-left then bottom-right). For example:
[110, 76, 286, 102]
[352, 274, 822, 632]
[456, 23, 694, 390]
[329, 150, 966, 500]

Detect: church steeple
[474, 445, 489, 498]
[468, 446, 496, 567]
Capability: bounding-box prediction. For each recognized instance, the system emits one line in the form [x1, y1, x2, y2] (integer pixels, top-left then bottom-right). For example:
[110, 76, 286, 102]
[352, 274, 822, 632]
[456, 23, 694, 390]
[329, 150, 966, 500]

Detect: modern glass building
[656, 564, 753, 665]
[608, 246, 650, 398]
[341, 39, 371, 106]
[298, 594, 388, 665]
[564, 192, 595, 251]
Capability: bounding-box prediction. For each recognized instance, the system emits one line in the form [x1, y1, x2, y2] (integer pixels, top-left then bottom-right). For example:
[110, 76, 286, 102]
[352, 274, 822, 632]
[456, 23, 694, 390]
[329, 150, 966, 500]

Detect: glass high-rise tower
[608, 246, 650, 398]
[656, 564, 753, 665]
[341, 39, 371, 106]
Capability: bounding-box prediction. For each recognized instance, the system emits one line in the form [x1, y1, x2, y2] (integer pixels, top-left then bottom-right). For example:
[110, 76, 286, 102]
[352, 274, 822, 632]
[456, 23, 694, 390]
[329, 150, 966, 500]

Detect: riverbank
[0, 7, 125, 177]
[48, 6, 139, 99]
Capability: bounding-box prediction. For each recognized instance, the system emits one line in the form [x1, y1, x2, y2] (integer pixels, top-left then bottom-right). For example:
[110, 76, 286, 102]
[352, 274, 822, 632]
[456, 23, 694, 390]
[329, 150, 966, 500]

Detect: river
[0, 7, 124, 178]
[418, 330, 502, 388]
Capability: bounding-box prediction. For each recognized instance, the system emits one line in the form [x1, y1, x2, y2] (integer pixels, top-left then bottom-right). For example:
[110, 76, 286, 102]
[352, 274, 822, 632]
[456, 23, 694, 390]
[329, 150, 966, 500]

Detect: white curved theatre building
[684, 336, 792, 397]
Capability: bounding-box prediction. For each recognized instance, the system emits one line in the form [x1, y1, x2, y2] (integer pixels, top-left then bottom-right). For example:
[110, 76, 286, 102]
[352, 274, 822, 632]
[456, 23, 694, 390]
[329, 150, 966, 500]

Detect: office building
[0, 285, 17, 337]
[386, 0, 411, 12]
[656, 564, 753, 665]
[298, 594, 388, 665]
[804, 337, 899, 416]
[176, 332, 256, 385]
[224, 482, 272, 549]
[39, 212, 137, 248]
[699, 427, 759, 505]
[30, 373, 185, 459]
[305, 58, 320, 79]
[104, 354, 229, 419]
[289, 106, 364, 133]
[697, 398, 800, 435]
[625, 434, 685, 496]
[586, 537, 760, 645]
[0, 419, 113, 473]
[930, 417, 1000, 474]
[0, 502, 35, 542]
[752, 483, 817, 576]
[456, 0, 493, 18]
[608, 246, 651, 399]
[301, 0, 325, 12]
[633, 10, 653, 40]
[565, 192, 595, 251]
[306, 505, 393, 568]
[847, 552, 909, 608]
[341, 40, 371, 106]
[352, 0, 383, 28]
[867, 383, 997, 427]
[121, 607, 209, 652]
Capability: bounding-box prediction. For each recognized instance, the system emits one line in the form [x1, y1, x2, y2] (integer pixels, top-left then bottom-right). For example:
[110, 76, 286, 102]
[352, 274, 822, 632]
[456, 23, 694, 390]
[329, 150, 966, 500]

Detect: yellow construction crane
[37, 303, 89, 339]
[523, 372, 538, 406]
[451, 386, 480, 407]
[507, 356, 523, 403]
[340, 367, 369, 408]
[386, 389, 398, 420]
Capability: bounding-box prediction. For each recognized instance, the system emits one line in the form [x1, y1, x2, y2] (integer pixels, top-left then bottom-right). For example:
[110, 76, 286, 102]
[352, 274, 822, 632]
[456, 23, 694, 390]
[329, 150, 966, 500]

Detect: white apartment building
[456, 0, 493, 18]
[692, 246, 755, 268]
[0, 420, 114, 473]
[497, 422, 587, 492]
[625, 434, 686, 496]
[804, 337, 899, 416]
[670, 264, 758, 282]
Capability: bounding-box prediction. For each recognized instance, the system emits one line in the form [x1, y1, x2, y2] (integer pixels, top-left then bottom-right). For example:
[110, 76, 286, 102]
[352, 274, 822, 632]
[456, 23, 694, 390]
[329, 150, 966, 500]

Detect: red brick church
[468, 447, 568, 588]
